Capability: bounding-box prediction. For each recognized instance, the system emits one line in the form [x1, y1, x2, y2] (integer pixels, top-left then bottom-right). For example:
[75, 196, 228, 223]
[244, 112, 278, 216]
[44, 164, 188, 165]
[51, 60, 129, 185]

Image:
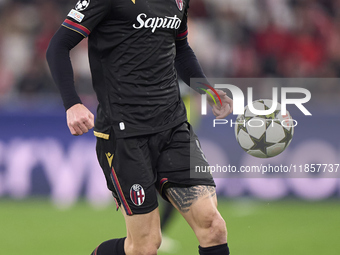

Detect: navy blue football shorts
[95, 122, 215, 215]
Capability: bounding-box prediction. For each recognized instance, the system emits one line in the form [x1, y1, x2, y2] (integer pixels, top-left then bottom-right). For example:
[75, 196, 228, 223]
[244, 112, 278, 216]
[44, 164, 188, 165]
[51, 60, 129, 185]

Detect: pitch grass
[1, 198, 339, 255]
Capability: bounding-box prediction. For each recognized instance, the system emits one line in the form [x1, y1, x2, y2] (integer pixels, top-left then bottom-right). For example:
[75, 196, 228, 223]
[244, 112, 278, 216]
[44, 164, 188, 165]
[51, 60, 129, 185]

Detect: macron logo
[133, 13, 182, 33]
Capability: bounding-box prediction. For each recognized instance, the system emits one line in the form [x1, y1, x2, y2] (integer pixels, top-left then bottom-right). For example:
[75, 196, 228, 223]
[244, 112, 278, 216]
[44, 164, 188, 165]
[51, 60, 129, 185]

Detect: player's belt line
[110, 167, 133, 215]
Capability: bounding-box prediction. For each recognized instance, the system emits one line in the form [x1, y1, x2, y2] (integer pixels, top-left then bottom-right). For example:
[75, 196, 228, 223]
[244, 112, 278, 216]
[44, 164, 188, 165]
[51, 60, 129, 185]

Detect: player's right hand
[66, 103, 94, 136]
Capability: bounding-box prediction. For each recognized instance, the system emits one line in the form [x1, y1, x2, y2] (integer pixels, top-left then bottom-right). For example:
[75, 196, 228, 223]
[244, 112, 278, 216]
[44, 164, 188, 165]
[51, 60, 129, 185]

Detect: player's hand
[207, 89, 233, 119]
[66, 103, 94, 136]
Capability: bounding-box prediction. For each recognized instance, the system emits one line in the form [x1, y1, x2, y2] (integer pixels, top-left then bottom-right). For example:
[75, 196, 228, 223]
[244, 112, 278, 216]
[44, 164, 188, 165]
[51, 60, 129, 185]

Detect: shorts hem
[126, 203, 159, 216]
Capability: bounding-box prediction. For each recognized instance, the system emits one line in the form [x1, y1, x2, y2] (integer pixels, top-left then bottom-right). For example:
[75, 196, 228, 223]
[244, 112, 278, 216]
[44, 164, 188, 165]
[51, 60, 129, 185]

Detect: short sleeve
[62, 0, 111, 37]
[176, 1, 189, 41]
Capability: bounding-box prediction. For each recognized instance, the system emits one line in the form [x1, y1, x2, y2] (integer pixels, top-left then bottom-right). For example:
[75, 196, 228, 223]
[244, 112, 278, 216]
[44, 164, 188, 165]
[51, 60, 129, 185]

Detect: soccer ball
[234, 99, 294, 158]
[75, 0, 90, 11]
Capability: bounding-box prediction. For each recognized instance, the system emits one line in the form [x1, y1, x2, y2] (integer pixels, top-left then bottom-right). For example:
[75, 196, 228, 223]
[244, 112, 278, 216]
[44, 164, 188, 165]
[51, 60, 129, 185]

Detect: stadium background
[0, 0, 339, 254]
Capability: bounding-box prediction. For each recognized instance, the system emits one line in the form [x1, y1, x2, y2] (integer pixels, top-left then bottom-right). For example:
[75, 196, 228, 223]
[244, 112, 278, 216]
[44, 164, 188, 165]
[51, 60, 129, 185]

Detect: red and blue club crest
[175, 0, 183, 11]
[130, 184, 145, 206]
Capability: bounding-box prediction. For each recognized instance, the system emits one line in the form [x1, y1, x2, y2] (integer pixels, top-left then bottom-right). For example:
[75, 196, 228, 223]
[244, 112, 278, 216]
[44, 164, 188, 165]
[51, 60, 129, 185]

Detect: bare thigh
[165, 185, 228, 247]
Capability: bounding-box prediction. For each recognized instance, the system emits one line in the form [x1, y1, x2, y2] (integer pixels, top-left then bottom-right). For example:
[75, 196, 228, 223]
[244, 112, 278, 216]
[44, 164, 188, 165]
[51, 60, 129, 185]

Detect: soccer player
[46, 0, 233, 254]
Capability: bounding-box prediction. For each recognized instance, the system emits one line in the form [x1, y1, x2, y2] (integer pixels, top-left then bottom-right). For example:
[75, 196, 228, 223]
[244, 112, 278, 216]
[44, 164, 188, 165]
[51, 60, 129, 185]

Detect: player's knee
[211, 214, 228, 243]
[199, 209, 227, 244]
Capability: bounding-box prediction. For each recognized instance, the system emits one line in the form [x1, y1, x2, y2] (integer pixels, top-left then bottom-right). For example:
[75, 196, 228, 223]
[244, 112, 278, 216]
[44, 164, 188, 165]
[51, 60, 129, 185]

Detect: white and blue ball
[234, 99, 294, 158]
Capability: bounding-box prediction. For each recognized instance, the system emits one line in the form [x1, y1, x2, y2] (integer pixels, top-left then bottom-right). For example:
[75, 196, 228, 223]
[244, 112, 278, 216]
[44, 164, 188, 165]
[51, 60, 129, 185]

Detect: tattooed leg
[165, 185, 216, 213]
[165, 185, 227, 247]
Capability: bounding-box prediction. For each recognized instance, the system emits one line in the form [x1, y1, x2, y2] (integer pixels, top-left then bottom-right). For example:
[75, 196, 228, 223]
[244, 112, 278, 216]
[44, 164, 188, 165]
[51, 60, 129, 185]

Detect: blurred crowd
[0, 0, 339, 106]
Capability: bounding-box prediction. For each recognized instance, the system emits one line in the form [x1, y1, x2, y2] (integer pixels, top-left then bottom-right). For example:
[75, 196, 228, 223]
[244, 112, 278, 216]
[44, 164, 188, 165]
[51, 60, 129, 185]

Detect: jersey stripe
[94, 245, 99, 255]
[110, 167, 133, 215]
[62, 19, 90, 37]
[113, 197, 120, 211]
[176, 29, 188, 40]
[159, 178, 169, 195]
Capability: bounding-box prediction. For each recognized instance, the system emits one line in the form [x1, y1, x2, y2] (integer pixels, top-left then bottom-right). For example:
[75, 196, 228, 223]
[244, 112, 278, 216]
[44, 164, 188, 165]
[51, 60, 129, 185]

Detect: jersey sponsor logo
[133, 13, 182, 33]
[131, 0, 136, 4]
[75, 0, 90, 11]
[67, 9, 85, 22]
[175, 0, 183, 11]
[130, 184, 145, 206]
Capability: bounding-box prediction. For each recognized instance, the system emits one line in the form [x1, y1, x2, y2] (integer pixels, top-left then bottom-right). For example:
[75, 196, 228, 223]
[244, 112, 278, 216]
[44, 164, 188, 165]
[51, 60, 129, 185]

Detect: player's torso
[90, 0, 189, 138]
[89, 0, 188, 87]
[89, 0, 188, 47]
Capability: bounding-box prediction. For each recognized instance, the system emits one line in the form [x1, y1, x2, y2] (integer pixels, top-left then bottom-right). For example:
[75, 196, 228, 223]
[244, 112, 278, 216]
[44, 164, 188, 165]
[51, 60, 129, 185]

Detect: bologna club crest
[175, 0, 183, 11]
[130, 184, 145, 206]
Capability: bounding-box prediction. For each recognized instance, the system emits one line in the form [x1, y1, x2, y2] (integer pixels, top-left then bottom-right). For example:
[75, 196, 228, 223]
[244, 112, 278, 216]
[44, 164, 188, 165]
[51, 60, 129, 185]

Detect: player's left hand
[207, 89, 233, 119]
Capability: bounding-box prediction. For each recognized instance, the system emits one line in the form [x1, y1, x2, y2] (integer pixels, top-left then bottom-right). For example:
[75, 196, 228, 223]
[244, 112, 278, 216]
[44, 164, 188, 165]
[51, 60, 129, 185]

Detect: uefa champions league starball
[75, 0, 90, 11]
[234, 99, 294, 158]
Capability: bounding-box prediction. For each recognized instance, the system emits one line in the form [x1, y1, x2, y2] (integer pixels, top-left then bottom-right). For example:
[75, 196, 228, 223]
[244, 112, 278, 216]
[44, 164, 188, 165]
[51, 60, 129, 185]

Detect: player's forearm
[46, 26, 84, 110]
[175, 38, 207, 93]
